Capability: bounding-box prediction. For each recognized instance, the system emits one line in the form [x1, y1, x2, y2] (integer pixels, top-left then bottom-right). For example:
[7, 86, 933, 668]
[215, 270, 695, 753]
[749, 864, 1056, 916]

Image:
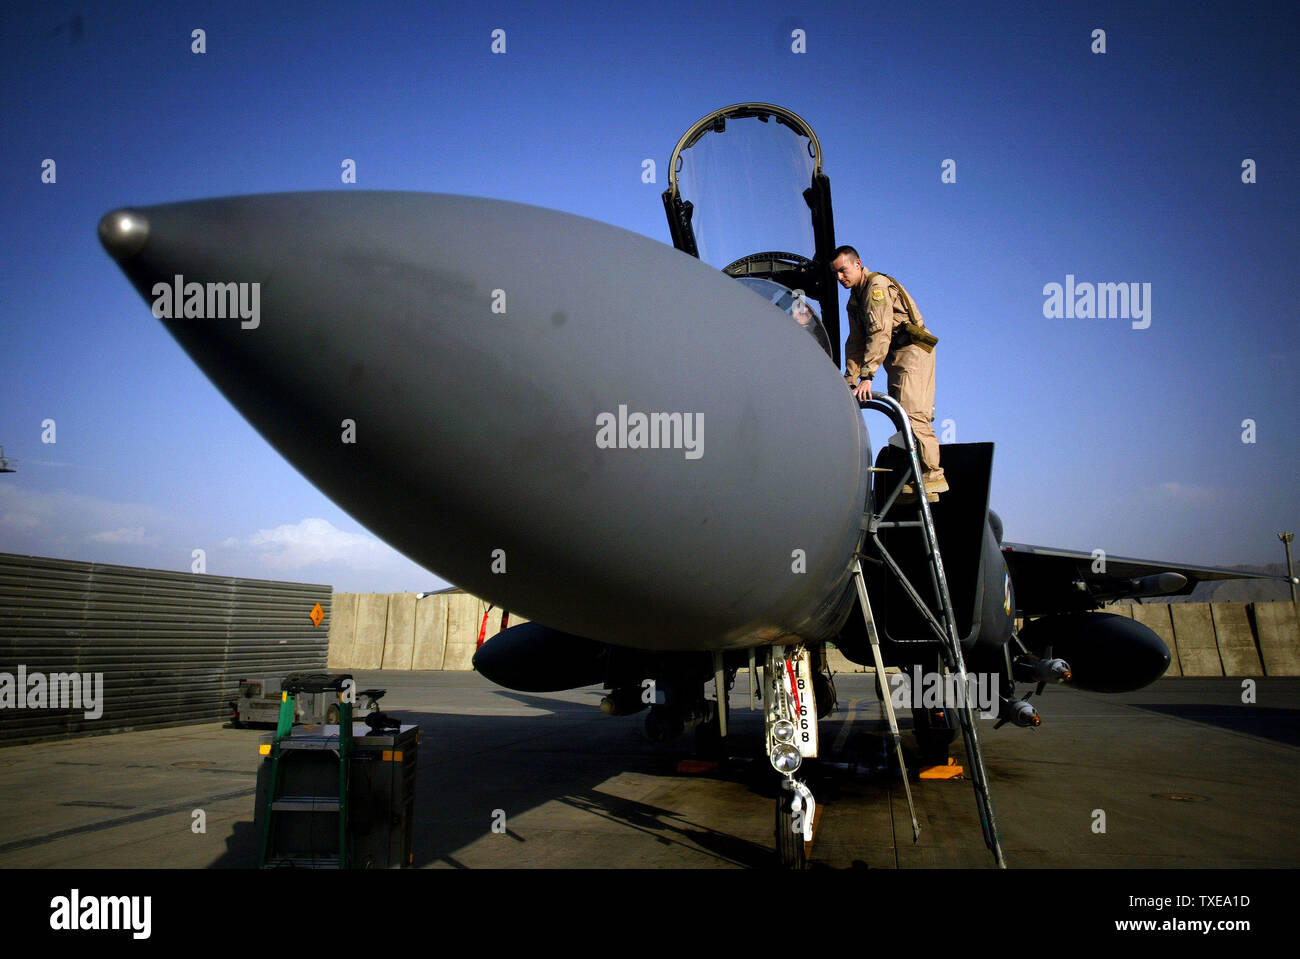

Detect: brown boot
[899, 470, 947, 503]
[897, 483, 938, 504]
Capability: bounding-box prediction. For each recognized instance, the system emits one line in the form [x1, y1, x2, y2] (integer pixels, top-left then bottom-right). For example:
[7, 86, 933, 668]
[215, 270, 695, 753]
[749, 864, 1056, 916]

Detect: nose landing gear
[764, 644, 819, 868]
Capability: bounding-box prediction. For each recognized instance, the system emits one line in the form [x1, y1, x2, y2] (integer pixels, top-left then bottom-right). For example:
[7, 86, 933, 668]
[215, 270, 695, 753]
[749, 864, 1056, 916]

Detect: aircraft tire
[912, 707, 956, 765]
[693, 719, 723, 759]
[775, 789, 807, 870]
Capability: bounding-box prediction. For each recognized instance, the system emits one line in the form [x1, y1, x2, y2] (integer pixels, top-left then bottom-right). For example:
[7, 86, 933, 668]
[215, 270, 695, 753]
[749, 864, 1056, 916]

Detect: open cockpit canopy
[663, 103, 840, 363]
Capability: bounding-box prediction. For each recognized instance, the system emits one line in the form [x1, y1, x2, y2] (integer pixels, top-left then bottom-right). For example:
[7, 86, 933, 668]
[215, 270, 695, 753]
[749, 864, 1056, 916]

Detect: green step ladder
[256, 672, 354, 869]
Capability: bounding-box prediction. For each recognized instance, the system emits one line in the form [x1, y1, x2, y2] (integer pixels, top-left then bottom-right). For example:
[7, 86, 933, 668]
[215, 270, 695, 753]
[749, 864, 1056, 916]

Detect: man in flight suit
[832, 245, 947, 499]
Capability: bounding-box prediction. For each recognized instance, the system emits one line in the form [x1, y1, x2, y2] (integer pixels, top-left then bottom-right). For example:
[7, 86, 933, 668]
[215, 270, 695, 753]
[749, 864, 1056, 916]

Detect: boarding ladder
[256, 673, 354, 868]
[855, 392, 1006, 868]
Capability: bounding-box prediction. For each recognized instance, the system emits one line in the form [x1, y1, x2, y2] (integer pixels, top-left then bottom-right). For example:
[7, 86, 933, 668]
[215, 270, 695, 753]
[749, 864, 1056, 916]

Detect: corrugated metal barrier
[0, 552, 330, 746]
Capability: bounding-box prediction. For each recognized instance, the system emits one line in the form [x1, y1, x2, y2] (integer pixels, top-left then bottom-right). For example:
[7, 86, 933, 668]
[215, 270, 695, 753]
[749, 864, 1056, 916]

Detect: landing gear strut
[763, 644, 819, 868]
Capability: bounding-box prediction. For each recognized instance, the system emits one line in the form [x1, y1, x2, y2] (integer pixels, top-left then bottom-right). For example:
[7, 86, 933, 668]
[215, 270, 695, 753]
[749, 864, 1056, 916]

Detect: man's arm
[844, 305, 867, 386]
[858, 278, 896, 378]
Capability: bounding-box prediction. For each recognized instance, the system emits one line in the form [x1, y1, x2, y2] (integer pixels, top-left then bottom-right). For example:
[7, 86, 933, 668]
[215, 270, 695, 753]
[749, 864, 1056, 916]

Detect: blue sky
[1, 0, 1296, 591]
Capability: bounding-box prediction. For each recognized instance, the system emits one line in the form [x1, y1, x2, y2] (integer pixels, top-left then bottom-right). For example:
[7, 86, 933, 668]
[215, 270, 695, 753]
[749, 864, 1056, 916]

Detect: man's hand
[853, 380, 873, 402]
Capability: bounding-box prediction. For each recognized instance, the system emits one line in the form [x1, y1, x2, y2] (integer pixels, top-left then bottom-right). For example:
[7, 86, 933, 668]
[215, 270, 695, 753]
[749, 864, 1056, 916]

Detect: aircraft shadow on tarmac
[212, 690, 911, 869]
[1122, 703, 1300, 748]
[402, 691, 788, 869]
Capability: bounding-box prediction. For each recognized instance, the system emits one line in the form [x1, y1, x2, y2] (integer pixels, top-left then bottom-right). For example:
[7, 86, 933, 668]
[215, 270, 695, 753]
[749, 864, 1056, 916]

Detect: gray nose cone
[98, 209, 149, 260]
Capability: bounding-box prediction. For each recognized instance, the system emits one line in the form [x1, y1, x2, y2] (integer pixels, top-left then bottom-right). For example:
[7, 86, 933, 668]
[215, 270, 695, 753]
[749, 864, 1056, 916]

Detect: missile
[994, 699, 1041, 729]
[599, 686, 650, 716]
[1083, 571, 1190, 603]
[1013, 654, 1072, 687]
[99, 192, 870, 653]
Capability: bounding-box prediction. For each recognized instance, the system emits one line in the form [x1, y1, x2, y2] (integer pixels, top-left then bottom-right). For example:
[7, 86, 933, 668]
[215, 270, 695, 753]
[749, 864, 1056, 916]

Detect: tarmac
[0, 672, 1296, 869]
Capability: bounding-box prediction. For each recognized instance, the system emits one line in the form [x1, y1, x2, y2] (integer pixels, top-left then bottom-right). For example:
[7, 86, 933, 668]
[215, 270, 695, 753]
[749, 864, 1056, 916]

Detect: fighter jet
[98, 102, 1286, 869]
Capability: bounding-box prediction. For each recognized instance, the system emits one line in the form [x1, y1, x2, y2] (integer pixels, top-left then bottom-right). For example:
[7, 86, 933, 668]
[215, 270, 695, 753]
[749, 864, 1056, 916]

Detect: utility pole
[1280, 532, 1297, 605]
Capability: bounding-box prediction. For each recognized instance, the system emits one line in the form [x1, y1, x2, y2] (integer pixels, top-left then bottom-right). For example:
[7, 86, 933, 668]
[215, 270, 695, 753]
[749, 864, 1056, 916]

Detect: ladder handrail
[257, 687, 353, 869]
[857, 392, 1006, 868]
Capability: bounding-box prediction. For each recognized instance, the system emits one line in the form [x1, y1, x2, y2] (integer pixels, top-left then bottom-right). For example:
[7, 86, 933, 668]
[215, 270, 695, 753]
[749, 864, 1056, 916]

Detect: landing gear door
[763, 646, 819, 759]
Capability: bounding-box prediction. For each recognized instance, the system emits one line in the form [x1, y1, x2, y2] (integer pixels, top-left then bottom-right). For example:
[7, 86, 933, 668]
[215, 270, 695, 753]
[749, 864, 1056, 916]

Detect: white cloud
[88, 526, 155, 545]
[0, 485, 441, 591]
[0, 484, 176, 558]
[1154, 481, 1218, 505]
[2, 512, 40, 530]
[224, 517, 388, 571]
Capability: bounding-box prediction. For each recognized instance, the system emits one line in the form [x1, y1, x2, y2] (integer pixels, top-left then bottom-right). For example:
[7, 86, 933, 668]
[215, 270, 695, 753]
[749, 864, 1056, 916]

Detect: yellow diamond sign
[309, 602, 324, 628]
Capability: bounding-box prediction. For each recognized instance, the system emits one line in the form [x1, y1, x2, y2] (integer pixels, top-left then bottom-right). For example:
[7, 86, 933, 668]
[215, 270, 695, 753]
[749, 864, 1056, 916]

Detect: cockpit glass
[676, 115, 817, 271]
[735, 276, 833, 360]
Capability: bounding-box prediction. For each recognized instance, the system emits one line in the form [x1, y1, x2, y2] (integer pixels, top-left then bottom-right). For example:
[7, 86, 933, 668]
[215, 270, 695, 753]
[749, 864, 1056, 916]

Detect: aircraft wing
[1001, 542, 1292, 616]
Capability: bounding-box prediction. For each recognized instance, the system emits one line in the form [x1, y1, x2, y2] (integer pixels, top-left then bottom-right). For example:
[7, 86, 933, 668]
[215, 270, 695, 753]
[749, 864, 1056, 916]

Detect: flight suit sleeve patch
[870, 287, 885, 301]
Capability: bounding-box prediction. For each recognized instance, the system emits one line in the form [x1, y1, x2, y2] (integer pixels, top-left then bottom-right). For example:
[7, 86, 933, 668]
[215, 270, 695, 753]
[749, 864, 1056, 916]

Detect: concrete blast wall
[331, 596, 1297, 678]
[821, 602, 1299, 678]
[327, 592, 528, 672]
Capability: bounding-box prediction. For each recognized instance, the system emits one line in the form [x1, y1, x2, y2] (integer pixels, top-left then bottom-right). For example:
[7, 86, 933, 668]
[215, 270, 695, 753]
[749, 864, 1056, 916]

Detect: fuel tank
[1018, 611, 1171, 692]
[472, 622, 607, 692]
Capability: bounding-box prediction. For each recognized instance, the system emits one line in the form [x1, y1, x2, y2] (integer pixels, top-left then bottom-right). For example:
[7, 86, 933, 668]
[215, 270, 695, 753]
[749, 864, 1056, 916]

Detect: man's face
[831, 254, 863, 289]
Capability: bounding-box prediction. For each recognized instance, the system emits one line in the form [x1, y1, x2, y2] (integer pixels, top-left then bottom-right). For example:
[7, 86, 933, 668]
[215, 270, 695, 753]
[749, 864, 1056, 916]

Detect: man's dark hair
[831, 245, 859, 261]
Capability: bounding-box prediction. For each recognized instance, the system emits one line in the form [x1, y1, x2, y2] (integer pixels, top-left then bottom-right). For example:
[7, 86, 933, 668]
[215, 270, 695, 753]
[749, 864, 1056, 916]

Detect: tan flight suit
[844, 271, 943, 477]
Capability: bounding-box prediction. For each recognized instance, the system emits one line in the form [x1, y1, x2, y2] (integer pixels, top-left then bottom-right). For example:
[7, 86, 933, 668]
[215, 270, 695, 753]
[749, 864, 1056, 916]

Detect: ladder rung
[263, 855, 341, 869]
[277, 740, 344, 752]
[272, 797, 341, 812]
